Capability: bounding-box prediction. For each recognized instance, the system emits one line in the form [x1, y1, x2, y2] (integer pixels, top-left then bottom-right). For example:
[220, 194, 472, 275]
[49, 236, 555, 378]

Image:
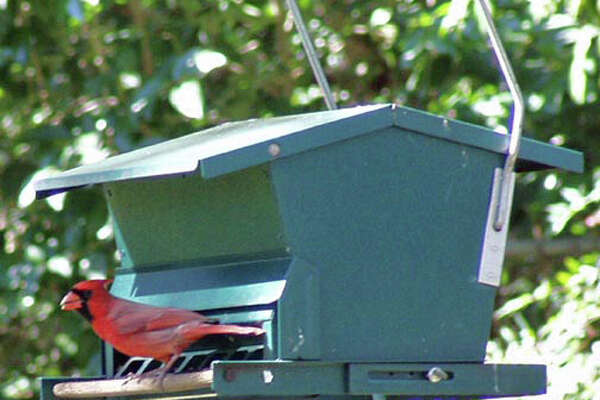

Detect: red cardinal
[60, 279, 264, 386]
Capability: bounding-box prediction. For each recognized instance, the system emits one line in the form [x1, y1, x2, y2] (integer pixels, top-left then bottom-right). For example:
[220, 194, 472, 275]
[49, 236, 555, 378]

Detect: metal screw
[263, 369, 274, 384]
[268, 143, 281, 157]
[426, 367, 449, 383]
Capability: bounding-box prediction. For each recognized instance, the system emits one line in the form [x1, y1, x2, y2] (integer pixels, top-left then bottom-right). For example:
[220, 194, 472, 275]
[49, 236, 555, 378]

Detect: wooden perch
[52, 369, 213, 398]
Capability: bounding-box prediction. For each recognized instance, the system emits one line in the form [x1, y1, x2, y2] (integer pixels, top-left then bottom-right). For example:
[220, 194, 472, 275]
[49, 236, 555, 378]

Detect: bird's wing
[110, 326, 180, 362]
[144, 308, 208, 331]
[107, 299, 208, 335]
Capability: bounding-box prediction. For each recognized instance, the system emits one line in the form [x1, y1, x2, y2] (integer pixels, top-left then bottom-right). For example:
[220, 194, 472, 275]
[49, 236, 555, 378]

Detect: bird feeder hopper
[37, 101, 583, 399]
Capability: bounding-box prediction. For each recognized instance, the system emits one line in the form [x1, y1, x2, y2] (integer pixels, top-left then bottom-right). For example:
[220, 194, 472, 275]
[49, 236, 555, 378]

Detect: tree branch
[129, 0, 154, 77]
[506, 236, 598, 259]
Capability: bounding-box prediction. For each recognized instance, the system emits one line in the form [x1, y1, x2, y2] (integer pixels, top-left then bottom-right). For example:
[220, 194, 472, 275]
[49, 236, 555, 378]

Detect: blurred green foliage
[0, 0, 598, 398]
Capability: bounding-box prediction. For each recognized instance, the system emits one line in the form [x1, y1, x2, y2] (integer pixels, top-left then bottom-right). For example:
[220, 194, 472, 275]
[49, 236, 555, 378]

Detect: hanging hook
[285, 0, 337, 110]
[476, 0, 524, 231]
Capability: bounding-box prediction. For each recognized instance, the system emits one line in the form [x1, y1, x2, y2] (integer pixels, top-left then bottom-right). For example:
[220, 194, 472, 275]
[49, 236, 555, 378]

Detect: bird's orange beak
[60, 291, 83, 311]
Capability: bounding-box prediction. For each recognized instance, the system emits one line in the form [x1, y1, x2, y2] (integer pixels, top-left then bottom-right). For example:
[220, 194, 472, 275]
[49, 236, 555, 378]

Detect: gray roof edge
[200, 104, 395, 178]
[34, 104, 394, 196]
[392, 105, 584, 173]
[33, 160, 200, 193]
[33, 103, 583, 199]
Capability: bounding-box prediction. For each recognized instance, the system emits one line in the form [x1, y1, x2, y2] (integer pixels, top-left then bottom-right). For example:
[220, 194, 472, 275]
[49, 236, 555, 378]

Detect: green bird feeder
[37, 102, 582, 400]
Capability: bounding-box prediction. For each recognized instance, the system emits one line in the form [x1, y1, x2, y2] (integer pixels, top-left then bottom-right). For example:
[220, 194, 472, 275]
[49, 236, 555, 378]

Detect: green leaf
[168, 80, 204, 119]
[568, 27, 593, 104]
[21, 126, 71, 143]
[495, 293, 534, 319]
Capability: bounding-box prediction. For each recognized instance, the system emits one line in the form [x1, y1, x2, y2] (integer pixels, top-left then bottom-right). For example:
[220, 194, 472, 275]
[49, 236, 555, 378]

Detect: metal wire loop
[477, 0, 524, 231]
[285, 0, 337, 110]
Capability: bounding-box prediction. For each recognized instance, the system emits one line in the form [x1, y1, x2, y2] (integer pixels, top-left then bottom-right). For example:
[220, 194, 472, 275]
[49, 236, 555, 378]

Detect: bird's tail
[181, 321, 265, 342]
[201, 324, 265, 336]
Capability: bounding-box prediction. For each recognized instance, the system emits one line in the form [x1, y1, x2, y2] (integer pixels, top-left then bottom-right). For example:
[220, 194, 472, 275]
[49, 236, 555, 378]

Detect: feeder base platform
[40, 362, 545, 399]
[213, 361, 546, 398]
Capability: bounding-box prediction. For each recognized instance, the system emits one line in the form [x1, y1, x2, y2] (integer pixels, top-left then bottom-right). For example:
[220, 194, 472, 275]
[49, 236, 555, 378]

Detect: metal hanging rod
[476, 0, 524, 231]
[285, 0, 337, 110]
[285, 0, 521, 230]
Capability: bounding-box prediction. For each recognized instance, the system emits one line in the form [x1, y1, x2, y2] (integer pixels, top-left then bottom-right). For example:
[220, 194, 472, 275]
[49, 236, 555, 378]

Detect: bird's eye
[71, 289, 92, 300]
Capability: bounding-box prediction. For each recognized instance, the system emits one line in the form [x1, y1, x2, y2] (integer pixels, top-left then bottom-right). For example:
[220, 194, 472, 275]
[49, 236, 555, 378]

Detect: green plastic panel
[34, 104, 583, 199]
[41, 362, 545, 399]
[348, 363, 546, 396]
[212, 361, 546, 397]
[204, 105, 583, 179]
[109, 257, 289, 310]
[106, 165, 286, 267]
[392, 106, 583, 173]
[271, 126, 499, 362]
[277, 257, 321, 359]
[213, 361, 346, 396]
[200, 105, 394, 178]
[34, 105, 390, 197]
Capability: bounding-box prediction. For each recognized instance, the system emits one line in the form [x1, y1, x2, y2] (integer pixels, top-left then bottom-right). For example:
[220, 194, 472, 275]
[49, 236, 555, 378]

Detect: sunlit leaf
[495, 293, 534, 319]
[566, 0, 583, 17]
[370, 8, 392, 27]
[47, 256, 73, 278]
[568, 27, 593, 104]
[193, 50, 227, 75]
[440, 0, 470, 33]
[119, 72, 141, 89]
[168, 80, 204, 119]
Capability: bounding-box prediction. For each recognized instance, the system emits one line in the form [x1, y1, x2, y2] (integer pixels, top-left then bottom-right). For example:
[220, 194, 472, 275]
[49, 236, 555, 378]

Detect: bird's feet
[121, 367, 169, 390]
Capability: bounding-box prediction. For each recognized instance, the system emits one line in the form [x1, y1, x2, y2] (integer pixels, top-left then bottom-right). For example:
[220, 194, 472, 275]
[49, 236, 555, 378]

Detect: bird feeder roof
[34, 104, 583, 199]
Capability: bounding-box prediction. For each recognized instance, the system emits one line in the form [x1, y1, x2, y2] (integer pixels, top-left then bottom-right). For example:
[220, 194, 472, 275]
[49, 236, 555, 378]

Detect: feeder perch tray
[44, 362, 545, 399]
